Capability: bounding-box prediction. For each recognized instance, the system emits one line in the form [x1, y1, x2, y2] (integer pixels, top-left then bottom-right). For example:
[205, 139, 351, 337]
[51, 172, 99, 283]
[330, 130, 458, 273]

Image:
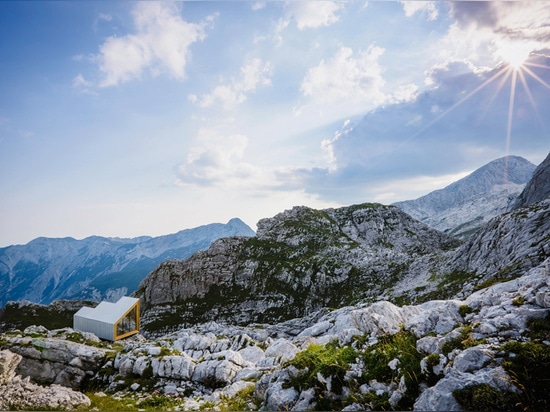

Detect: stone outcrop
[1, 326, 111, 389]
[512, 151, 550, 210]
[0, 349, 91, 410]
[136, 203, 460, 330]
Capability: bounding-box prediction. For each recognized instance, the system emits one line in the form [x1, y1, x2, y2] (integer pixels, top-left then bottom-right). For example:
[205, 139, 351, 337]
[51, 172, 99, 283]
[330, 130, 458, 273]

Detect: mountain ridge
[393, 155, 536, 239]
[0, 218, 254, 307]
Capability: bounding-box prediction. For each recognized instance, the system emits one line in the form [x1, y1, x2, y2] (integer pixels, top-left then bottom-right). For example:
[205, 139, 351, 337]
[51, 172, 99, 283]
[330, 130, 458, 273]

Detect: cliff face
[512, 151, 550, 210]
[136, 204, 460, 329]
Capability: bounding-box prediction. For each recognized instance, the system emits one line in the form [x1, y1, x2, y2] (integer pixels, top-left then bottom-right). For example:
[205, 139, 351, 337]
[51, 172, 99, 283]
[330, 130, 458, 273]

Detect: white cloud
[175, 128, 261, 187]
[97, 3, 211, 87]
[285, 1, 343, 30]
[438, 2, 550, 70]
[251, 2, 266, 11]
[72, 74, 97, 95]
[300, 45, 386, 105]
[400, 1, 438, 21]
[190, 58, 272, 109]
[392, 83, 419, 103]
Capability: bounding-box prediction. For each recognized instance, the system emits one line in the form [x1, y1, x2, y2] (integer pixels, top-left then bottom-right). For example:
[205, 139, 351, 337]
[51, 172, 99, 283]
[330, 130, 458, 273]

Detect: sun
[497, 42, 532, 70]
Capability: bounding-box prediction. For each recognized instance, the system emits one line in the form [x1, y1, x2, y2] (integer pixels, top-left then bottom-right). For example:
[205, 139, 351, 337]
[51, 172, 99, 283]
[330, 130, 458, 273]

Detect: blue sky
[1, 1, 549, 246]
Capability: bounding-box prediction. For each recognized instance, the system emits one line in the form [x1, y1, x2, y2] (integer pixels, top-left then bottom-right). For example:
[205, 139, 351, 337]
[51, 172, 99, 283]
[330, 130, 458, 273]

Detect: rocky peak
[512, 151, 550, 210]
[393, 155, 536, 239]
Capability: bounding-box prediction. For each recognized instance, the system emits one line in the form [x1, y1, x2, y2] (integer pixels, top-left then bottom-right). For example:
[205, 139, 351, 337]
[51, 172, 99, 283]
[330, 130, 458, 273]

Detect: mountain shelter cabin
[73, 296, 140, 341]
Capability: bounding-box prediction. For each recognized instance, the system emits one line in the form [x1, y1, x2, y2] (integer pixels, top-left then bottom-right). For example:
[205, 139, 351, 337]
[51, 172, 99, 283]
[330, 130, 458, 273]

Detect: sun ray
[522, 65, 550, 91]
[479, 66, 514, 122]
[525, 61, 550, 71]
[402, 67, 509, 145]
[505, 68, 518, 161]
[394, 49, 550, 162]
[517, 66, 550, 141]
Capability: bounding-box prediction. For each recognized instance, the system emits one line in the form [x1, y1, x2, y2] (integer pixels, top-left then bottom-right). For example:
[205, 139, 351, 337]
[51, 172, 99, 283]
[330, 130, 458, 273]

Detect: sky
[1, 1, 550, 247]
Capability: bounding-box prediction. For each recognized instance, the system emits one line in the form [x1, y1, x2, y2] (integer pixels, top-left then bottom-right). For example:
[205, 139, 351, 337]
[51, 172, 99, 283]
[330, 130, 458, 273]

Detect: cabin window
[116, 305, 138, 338]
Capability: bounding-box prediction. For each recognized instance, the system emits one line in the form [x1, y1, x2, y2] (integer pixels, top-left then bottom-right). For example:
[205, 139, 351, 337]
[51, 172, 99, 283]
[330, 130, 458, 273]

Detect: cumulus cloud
[189, 58, 272, 109]
[285, 1, 343, 30]
[276, 54, 550, 204]
[97, 3, 213, 87]
[439, 2, 550, 69]
[300, 45, 386, 105]
[400, 1, 438, 21]
[175, 128, 261, 187]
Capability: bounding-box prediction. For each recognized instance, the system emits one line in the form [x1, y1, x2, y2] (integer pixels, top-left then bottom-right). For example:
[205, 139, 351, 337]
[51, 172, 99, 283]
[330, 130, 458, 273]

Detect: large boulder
[0, 349, 90, 411]
[3, 328, 109, 389]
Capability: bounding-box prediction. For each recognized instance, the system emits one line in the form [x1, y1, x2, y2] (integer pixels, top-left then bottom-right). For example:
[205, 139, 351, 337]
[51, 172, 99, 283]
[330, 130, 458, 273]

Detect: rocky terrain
[393, 155, 536, 239]
[0, 255, 548, 410]
[136, 203, 461, 330]
[0, 349, 91, 410]
[0, 218, 254, 306]
[135, 198, 549, 332]
[0, 153, 548, 410]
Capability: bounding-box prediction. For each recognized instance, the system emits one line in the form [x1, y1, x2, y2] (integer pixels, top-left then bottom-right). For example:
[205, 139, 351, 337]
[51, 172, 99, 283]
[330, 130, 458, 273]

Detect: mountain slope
[136, 204, 460, 330]
[0, 218, 254, 306]
[136, 151, 550, 331]
[393, 155, 536, 239]
[512, 151, 550, 209]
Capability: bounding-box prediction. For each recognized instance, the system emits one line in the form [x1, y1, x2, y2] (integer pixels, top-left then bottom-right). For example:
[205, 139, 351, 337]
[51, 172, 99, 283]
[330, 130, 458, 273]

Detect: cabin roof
[75, 296, 139, 324]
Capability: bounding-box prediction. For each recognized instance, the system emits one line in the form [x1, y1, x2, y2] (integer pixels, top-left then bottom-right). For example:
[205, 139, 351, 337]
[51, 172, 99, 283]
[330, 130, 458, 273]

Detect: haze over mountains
[0, 218, 254, 307]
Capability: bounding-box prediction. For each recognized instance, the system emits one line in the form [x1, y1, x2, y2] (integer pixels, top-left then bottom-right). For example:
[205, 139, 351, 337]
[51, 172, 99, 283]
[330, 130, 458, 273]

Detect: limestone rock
[0, 349, 90, 411]
[0, 350, 22, 385]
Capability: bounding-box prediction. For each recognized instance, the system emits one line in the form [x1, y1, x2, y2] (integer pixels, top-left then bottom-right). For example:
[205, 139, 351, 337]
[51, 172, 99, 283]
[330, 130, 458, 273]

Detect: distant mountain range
[0, 218, 254, 307]
[393, 155, 536, 239]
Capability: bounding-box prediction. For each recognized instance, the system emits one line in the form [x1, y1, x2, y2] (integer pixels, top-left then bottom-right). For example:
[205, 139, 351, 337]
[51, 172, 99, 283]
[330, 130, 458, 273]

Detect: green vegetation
[441, 326, 485, 355]
[85, 391, 190, 411]
[474, 263, 523, 292]
[501, 341, 550, 410]
[454, 321, 550, 411]
[416, 270, 479, 303]
[285, 340, 358, 396]
[284, 331, 425, 411]
[453, 383, 522, 411]
[85, 393, 138, 411]
[526, 312, 550, 341]
[512, 296, 525, 306]
[459, 304, 473, 318]
[219, 385, 260, 411]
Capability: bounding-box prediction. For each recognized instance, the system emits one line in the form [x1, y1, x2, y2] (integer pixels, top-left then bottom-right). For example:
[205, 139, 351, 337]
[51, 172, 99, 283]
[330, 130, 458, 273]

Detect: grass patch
[501, 341, 550, 410]
[459, 304, 473, 318]
[86, 393, 138, 411]
[526, 312, 550, 341]
[453, 383, 522, 411]
[441, 327, 485, 355]
[285, 340, 358, 396]
[220, 385, 260, 411]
